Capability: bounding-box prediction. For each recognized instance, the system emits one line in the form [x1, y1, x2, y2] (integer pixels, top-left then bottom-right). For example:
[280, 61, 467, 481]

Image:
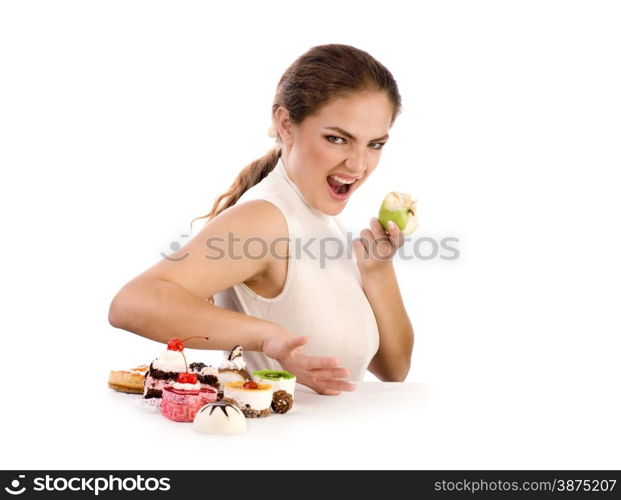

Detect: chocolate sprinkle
[189, 362, 207, 372]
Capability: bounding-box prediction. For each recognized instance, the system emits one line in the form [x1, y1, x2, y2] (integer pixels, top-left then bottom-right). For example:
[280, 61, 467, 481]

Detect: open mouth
[326, 175, 358, 196]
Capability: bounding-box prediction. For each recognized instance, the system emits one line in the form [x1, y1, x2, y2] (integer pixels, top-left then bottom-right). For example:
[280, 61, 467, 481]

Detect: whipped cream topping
[172, 381, 201, 391]
[198, 365, 218, 376]
[220, 352, 246, 371]
[152, 350, 186, 372]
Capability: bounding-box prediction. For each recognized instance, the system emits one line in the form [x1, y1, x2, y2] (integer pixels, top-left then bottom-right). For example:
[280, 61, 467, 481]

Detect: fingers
[371, 216, 403, 249]
[359, 228, 374, 254]
[311, 367, 351, 379]
[296, 353, 340, 370]
[369, 217, 388, 240]
[353, 238, 366, 262]
[386, 220, 405, 248]
[317, 389, 342, 396]
[307, 366, 356, 393]
[310, 377, 357, 393]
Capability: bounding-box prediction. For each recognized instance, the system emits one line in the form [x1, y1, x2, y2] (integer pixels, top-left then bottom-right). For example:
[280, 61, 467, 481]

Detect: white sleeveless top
[214, 156, 380, 381]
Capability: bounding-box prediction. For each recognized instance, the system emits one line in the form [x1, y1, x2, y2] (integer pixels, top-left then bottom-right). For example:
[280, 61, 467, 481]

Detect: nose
[344, 149, 367, 175]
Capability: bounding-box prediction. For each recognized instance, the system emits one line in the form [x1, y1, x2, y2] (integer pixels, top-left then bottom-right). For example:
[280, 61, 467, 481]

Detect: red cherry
[167, 338, 184, 351]
[243, 381, 258, 390]
[177, 372, 198, 384]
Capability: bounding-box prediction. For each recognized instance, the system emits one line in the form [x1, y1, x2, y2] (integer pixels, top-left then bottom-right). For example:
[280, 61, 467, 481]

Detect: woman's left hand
[353, 217, 404, 276]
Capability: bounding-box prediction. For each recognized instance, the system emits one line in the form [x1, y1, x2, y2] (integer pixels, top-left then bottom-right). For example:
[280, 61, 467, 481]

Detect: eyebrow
[324, 126, 389, 142]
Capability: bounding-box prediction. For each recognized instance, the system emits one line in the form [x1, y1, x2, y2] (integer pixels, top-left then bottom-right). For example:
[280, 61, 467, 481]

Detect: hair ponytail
[189, 145, 282, 232]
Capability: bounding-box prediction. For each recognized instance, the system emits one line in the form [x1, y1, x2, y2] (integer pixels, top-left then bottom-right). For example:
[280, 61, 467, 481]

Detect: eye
[325, 135, 346, 144]
[325, 135, 386, 150]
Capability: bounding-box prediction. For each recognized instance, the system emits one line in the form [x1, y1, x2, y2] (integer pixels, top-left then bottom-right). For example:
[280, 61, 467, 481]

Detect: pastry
[223, 381, 273, 418]
[108, 364, 148, 394]
[142, 336, 209, 405]
[193, 401, 247, 434]
[218, 345, 251, 396]
[160, 372, 218, 422]
[378, 192, 419, 235]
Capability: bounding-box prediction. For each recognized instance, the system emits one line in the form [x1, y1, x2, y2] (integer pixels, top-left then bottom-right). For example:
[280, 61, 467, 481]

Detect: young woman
[108, 44, 414, 395]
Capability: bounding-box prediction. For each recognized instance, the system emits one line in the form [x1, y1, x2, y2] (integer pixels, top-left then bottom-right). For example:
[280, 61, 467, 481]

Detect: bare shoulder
[208, 199, 288, 240]
[132, 200, 289, 301]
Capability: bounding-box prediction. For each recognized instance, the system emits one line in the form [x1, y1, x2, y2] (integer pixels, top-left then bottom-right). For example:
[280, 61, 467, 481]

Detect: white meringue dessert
[193, 401, 247, 435]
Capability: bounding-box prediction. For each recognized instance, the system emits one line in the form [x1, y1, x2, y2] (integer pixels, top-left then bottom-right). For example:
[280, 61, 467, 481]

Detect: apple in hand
[378, 192, 419, 236]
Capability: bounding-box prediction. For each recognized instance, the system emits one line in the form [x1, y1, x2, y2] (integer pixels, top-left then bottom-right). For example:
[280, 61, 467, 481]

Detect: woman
[108, 44, 414, 395]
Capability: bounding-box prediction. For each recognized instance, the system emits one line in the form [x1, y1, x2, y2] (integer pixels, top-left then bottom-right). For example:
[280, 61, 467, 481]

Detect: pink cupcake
[161, 372, 217, 422]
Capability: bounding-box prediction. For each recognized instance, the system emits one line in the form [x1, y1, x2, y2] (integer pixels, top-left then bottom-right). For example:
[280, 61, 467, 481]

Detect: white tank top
[214, 156, 380, 381]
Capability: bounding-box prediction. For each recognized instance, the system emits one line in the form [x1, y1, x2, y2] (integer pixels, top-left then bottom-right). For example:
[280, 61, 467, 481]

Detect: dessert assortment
[108, 339, 297, 434]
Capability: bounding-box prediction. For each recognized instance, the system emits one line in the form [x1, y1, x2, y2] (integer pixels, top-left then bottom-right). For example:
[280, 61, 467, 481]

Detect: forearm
[361, 264, 414, 380]
[108, 278, 285, 352]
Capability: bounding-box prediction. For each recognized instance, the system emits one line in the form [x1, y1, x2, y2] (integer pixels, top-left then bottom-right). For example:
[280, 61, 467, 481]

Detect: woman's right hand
[262, 330, 356, 395]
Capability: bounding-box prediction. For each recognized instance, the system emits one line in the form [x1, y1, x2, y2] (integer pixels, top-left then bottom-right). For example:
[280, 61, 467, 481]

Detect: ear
[274, 106, 295, 148]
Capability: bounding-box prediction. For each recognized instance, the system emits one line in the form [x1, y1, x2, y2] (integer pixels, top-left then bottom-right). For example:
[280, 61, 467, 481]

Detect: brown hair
[190, 43, 402, 231]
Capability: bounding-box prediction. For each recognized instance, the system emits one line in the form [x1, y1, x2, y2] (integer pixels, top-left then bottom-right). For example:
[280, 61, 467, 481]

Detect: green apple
[378, 192, 419, 236]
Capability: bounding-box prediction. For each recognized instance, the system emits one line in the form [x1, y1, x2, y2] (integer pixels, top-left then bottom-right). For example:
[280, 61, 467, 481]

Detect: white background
[1, 0, 620, 469]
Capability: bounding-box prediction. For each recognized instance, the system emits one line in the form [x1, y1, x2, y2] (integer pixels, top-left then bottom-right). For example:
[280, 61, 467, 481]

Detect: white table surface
[2, 378, 619, 470]
[101, 382, 431, 469]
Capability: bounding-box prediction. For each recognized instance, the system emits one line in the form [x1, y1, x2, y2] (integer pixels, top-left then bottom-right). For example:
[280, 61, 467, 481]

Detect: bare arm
[354, 217, 414, 381]
[108, 200, 289, 351]
[109, 277, 284, 352]
[362, 264, 414, 381]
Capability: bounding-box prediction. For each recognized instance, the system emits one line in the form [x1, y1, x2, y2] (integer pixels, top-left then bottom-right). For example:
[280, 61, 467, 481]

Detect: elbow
[108, 290, 133, 330]
[386, 362, 410, 382]
[371, 357, 411, 382]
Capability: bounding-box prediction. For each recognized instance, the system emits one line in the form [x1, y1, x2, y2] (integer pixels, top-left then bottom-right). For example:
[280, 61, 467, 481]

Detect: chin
[320, 202, 346, 216]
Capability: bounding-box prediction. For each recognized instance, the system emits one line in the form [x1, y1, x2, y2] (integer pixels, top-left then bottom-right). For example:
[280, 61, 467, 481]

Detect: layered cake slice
[143, 345, 186, 404]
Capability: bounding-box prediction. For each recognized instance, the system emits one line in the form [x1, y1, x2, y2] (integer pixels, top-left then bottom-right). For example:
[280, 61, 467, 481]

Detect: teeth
[330, 175, 357, 185]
